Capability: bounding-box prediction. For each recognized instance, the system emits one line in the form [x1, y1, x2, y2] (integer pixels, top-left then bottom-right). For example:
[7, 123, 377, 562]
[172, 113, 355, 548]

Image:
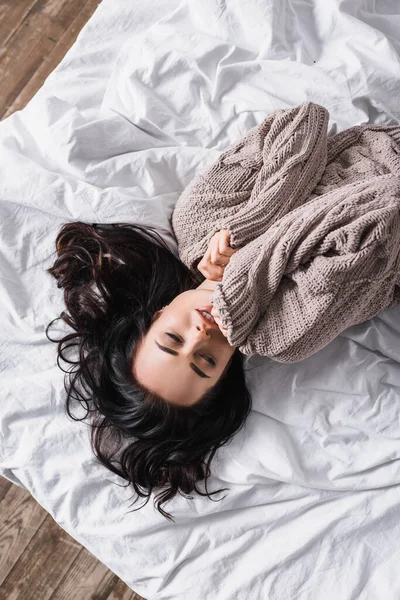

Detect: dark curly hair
[45, 221, 253, 521]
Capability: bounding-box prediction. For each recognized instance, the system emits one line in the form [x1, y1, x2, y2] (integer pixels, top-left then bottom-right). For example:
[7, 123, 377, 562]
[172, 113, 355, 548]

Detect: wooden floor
[0, 1, 145, 598]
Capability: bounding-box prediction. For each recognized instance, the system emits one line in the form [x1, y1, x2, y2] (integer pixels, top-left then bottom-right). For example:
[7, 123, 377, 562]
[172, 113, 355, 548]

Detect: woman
[46, 101, 400, 521]
[46, 221, 252, 523]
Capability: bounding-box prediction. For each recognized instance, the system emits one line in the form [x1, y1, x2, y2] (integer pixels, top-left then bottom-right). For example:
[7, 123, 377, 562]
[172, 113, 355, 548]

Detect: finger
[198, 262, 223, 281]
[209, 235, 225, 265]
[216, 233, 234, 261]
[209, 233, 231, 264]
[206, 260, 225, 279]
[210, 246, 231, 266]
[218, 230, 232, 256]
[198, 241, 228, 280]
[219, 230, 241, 256]
[210, 306, 219, 318]
[209, 268, 224, 281]
[209, 232, 233, 265]
[220, 230, 237, 254]
[217, 237, 236, 263]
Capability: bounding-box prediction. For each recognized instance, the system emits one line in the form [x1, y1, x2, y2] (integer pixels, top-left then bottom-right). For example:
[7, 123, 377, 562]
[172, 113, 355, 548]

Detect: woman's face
[132, 279, 235, 406]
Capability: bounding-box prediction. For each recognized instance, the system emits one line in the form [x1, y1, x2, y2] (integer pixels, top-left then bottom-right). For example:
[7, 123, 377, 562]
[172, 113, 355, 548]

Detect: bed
[2, 0, 400, 598]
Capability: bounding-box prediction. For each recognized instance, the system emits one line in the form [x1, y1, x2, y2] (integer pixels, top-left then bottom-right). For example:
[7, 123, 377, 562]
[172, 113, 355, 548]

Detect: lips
[196, 308, 220, 329]
[197, 305, 213, 314]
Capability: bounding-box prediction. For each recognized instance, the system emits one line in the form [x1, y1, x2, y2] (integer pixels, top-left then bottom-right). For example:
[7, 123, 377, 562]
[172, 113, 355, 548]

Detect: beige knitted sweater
[171, 101, 400, 362]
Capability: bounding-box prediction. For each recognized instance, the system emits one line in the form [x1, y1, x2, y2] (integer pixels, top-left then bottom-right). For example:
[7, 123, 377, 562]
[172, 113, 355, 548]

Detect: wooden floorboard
[0, 483, 49, 589]
[0, 0, 146, 597]
[0, 477, 143, 600]
[2, 0, 102, 120]
[0, 483, 145, 599]
[0, 477, 12, 503]
[0, 0, 101, 120]
[0, 0, 39, 49]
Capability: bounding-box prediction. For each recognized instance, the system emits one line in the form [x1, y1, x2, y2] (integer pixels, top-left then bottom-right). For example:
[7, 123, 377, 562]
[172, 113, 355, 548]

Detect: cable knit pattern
[171, 101, 400, 362]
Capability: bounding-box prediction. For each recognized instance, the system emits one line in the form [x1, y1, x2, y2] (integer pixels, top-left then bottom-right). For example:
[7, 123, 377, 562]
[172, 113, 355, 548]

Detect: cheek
[218, 343, 234, 365]
[175, 288, 207, 306]
[167, 293, 198, 317]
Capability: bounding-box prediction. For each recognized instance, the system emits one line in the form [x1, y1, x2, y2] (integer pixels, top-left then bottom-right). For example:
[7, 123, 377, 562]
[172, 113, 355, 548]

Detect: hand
[197, 229, 240, 282]
[210, 305, 229, 339]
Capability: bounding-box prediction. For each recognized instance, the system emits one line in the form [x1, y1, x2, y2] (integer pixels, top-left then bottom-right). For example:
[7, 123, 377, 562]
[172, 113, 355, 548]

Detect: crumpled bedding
[1, 1, 400, 599]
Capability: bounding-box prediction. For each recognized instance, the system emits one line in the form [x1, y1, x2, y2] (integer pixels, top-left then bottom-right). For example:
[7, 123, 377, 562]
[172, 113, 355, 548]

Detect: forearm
[172, 101, 329, 275]
[211, 177, 400, 359]
[218, 101, 330, 249]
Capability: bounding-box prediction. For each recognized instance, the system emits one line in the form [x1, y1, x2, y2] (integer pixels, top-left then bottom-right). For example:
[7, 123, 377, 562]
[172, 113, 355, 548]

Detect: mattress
[1, 0, 400, 598]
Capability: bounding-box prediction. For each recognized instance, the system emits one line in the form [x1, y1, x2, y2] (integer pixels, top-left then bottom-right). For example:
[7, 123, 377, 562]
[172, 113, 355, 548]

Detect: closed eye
[167, 333, 181, 342]
[166, 333, 216, 367]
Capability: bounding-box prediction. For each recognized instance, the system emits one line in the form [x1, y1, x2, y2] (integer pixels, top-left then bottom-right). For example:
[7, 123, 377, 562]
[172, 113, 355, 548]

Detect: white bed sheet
[2, 0, 400, 598]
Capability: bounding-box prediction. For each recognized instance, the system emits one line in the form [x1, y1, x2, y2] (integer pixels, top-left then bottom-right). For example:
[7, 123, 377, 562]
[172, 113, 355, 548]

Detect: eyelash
[166, 333, 216, 367]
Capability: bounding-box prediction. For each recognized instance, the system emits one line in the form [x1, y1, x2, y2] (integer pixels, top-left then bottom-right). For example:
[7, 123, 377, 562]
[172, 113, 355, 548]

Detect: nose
[180, 320, 212, 359]
[194, 322, 211, 338]
[185, 327, 210, 356]
[191, 316, 213, 342]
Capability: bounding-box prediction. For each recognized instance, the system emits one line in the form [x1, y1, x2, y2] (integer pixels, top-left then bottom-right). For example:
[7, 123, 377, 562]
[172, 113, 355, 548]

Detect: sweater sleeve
[210, 176, 400, 361]
[217, 101, 329, 249]
[171, 101, 329, 277]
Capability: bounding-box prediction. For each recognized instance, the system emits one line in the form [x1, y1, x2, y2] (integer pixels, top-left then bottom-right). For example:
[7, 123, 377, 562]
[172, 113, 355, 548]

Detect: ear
[152, 309, 163, 322]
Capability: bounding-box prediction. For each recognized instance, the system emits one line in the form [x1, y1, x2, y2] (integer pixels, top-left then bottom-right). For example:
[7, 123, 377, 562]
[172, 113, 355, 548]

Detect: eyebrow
[154, 341, 211, 378]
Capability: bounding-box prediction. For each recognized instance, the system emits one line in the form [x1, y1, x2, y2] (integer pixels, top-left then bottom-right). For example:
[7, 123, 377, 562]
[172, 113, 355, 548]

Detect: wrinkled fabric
[2, 1, 400, 599]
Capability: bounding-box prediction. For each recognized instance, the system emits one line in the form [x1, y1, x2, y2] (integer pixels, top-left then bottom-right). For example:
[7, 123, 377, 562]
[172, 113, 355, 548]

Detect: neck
[196, 278, 219, 292]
